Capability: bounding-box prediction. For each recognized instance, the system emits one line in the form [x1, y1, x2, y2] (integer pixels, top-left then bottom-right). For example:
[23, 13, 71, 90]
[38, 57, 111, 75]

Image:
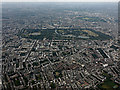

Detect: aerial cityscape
[2, 2, 120, 90]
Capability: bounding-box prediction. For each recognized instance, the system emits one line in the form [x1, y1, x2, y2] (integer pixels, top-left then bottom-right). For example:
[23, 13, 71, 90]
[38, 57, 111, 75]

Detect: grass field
[98, 72, 120, 90]
[101, 79, 119, 90]
[82, 30, 99, 37]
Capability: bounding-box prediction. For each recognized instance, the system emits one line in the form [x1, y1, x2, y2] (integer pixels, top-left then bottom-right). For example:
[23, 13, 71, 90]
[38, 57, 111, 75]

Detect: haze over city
[1, 1, 120, 90]
[2, 0, 119, 2]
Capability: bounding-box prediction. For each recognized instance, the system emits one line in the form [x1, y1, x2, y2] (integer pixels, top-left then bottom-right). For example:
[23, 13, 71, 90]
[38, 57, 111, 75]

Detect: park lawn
[101, 79, 118, 90]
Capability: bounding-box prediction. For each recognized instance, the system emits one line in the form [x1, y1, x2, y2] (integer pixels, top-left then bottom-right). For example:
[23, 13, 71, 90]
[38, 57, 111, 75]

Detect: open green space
[98, 72, 120, 90]
[20, 28, 112, 40]
[98, 78, 119, 90]
[76, 16, 106, 22]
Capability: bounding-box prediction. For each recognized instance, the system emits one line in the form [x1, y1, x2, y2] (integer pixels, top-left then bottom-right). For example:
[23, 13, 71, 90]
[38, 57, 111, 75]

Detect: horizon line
[2, 1, 119, 2]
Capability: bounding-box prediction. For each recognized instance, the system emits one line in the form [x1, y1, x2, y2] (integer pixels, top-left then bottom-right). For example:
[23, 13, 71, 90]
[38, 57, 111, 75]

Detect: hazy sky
[2, 0, 119, 2]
